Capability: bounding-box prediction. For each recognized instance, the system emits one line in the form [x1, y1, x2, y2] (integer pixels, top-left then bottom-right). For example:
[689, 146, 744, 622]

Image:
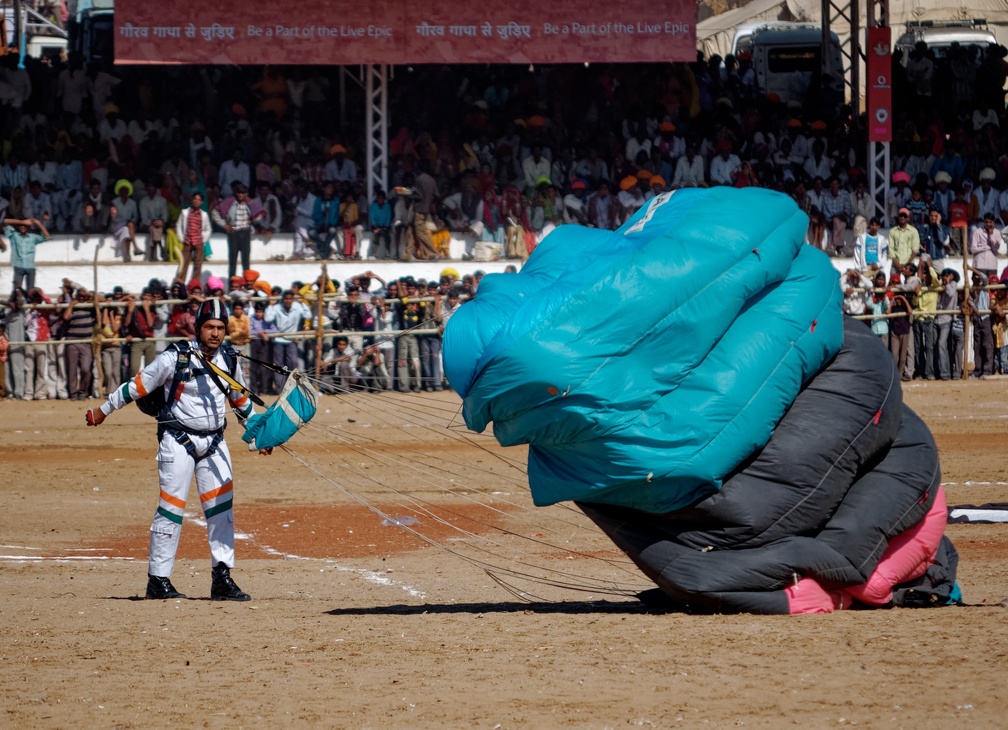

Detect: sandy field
[1, 379, 1007, 729]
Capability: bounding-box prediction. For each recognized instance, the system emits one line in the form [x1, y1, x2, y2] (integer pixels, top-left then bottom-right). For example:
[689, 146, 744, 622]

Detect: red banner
[114, 0, 696, 65]
[866, 27, 892, 143]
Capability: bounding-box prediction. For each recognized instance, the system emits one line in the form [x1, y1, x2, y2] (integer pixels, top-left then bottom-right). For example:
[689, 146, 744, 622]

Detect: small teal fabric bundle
[443, 187, 843, 513]
[242, 371, 318, 450]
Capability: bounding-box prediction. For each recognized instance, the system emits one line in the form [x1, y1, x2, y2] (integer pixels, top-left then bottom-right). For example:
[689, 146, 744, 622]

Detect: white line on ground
[188, 514, 426, 598]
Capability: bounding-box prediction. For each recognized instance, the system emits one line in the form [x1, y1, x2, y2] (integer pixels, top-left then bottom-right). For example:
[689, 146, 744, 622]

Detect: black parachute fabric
[579, 319, 959, 614]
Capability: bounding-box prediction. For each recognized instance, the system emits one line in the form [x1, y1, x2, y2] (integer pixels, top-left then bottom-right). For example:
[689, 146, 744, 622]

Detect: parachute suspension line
[292, 423, 644, 586]
[295, 421, 639, 573]
[287, 374, 599, 530]
[298, 379, 595, 525]
[280, 442, 645, 599]
[297, 374, 530, 475]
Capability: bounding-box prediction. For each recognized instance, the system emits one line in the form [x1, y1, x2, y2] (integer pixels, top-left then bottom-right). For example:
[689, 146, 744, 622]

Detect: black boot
[210, 564, 251, 602]
[146, 574, 186, 599]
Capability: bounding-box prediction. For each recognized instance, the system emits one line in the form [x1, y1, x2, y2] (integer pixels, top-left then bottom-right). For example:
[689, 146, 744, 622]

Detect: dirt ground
[1, 380, 1007, 729]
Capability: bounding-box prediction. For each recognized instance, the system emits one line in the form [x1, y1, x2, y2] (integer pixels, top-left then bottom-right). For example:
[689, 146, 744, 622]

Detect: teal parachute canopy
[443, 187, 843, 513]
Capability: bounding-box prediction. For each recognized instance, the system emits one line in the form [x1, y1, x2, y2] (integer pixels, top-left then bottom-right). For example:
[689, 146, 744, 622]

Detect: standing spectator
[888, 278, 914, 381]
[265, 290, 310, 391]
[396, 278, 422, 392]
[947, 186, 970, 255]
[212, 184, 265, 280]
[61, 287, 96, 400]
[418, 283, 443, 391]
[109, 180, 140, 260]
[56, 57, 89, 117]
[966, 265, 994, 378]
[125, 290, 157, 375]
[935, 268, 960, 381]
[337, 285, 369, 353]
[866, 271, 890, 344]
[370, 296, 397, 390]
[227, 300, 252, 385]
[412, 164, 441, 260]
[914, 261, 939, 380]
[175, 192, 211, 283]
[369, 189, 393, 259]
[100, 295, 124, 394]
[23, 288, 55, 400]
[249, 301, 276, 395]
[5, 217, 50, 293]
[969, 213, 1002, 278]
[918, 208, 950, 262]
[139, 180, 169, 262]
[147, 280, 171, 356]
[852, 217, 889, 274]
[888, 208, 920, 272]
[3, 291, 26, 399]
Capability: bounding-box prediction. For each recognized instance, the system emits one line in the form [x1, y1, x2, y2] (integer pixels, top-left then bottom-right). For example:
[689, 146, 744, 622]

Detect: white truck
[732, 23, 843, 106]
[894, 19, 997, 62]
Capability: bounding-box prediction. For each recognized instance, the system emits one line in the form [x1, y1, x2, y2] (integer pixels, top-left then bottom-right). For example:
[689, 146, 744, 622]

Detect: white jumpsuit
[99, 340, 255, 577]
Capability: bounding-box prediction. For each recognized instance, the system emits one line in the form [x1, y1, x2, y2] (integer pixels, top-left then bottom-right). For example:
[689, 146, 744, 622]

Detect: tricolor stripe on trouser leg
[149, 432, 236, 576]
[195, 437, 236, 569]
[150, 436, 195, 576]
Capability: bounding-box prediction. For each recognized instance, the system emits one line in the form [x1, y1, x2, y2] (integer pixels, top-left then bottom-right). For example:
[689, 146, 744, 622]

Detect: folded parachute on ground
[242, 371, 318, 451]
[443, 187, 960, 614]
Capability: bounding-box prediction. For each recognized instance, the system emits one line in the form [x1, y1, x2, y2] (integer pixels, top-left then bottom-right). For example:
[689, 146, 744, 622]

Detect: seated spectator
[709, 140, 740, 186]
[23, 180, 53, 228]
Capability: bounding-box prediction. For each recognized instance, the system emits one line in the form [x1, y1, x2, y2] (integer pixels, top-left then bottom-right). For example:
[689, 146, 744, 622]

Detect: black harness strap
[165, 427, 225, 464]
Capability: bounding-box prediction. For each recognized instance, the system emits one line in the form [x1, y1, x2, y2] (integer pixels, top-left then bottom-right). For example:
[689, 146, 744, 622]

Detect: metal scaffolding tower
[865, 0, 890, 225]
[364, 65, 389, 205]
[821, 0, 861, 118]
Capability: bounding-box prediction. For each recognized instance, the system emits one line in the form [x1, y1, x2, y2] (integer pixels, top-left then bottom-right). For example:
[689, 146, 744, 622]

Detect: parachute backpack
[241, 370, 319, 451]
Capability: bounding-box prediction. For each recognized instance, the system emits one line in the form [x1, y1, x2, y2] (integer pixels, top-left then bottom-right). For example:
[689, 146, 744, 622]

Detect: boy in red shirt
[947, 187, 970, 256]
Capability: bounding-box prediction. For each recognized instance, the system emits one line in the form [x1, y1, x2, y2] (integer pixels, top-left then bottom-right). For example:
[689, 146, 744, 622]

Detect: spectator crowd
[0, 266, 503, 401]
[1, 37, 1008, 396]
